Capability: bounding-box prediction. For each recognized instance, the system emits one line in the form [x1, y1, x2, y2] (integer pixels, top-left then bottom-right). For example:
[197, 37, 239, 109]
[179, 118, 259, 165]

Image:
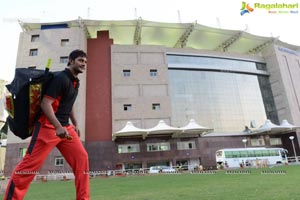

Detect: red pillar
[86, 31, 113, 141]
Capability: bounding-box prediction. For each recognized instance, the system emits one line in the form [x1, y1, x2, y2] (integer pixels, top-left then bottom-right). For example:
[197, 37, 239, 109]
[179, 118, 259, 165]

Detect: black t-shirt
[40, 68, 80, 126]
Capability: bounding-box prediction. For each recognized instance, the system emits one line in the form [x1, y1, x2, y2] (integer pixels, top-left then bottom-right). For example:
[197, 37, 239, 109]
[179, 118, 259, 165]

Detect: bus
[216, 147, 288, 168]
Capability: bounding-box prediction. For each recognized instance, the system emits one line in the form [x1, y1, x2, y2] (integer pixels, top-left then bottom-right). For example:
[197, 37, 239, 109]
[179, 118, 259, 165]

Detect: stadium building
[4, 18, 300, 174]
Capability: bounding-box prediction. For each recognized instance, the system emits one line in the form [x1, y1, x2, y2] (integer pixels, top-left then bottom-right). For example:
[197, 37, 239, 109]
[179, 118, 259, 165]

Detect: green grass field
[1, 165, 299, 200]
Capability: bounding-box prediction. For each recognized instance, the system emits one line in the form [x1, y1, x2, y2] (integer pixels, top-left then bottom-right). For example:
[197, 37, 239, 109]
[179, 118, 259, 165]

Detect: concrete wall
[262, 44, 300, 145]
[111, 45, 172, 132]
[262, 45, 300, 124]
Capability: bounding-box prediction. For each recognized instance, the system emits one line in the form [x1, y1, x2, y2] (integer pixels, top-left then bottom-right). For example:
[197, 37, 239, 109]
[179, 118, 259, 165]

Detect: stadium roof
[19, 18, 300, 55]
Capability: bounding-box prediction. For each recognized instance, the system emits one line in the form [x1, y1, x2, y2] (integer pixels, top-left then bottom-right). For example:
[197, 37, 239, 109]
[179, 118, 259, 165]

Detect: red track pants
[4, 123, 90, 200]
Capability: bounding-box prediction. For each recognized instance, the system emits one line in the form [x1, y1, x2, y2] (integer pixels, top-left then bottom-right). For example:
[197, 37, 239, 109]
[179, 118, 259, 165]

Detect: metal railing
[3, 160, 297, 183]
[287, 156, 300, 163]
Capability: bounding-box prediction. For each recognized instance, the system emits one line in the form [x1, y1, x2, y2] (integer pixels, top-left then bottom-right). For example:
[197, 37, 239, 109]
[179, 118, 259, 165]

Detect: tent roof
[178, 119, 213, 137]
[258, 119, 280, 130]
[250, 119, 298, 135]
[147, 120, 180, 135]
[19, 18, 300, 54]
[280, 119, 299, 129]
[112, 121, 147, 141]
[112, 119, 299, 140]
[112, 119, 212, 140]
[181, 119, 212, 132]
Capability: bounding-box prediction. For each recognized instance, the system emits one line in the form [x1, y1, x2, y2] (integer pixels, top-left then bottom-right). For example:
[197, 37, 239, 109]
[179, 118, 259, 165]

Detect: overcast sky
[0, 0, 299, 81]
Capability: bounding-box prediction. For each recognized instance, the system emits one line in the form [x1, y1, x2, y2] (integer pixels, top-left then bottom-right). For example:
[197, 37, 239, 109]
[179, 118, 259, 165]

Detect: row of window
[29, 34, 70, 66]
[31, 34, 69, 46]
[29, 48, 69, 65]
[117, 138, 282, 154]
[117, 141, 196, 153]
[123, 103, 161, 111]
[123, 69, 158, 77]
[224, 150, 280, 158]
[250, 138, 282, 146]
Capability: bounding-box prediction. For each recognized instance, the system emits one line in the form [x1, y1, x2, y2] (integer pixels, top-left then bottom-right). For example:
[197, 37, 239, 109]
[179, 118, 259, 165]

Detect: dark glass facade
[167, 55, 278, 132]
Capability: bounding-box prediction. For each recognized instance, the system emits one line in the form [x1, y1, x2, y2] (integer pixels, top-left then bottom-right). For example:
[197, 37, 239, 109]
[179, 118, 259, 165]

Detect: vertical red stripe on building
[86, 31, 113, 141]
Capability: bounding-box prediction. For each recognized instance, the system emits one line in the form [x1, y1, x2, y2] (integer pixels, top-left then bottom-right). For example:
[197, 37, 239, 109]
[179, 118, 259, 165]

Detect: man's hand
[56, 127, 73, 140]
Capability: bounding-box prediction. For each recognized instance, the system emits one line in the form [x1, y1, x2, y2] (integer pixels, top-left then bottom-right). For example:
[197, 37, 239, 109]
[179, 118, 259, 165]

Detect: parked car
[149, 166, 177, 174]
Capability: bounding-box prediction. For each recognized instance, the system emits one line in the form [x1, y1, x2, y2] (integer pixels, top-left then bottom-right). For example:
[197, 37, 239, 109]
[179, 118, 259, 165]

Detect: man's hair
[67, 49, 87, 66]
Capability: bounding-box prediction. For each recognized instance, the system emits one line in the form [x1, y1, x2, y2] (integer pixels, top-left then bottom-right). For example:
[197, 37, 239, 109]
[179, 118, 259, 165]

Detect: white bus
[216, 147, 288, 168]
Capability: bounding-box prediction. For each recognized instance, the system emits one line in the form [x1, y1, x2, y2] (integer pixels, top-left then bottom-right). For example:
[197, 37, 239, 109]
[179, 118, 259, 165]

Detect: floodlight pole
[242, 139, 247, 149]
[289, 136, 298, 163]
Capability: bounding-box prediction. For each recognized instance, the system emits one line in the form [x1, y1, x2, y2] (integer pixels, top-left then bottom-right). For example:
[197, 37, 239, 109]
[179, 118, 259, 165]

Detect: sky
[0, 0, 299, 82]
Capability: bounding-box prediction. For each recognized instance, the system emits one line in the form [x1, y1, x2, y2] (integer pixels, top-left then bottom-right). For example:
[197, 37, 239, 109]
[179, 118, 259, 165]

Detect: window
[61, 39, 69, 46]
[255, 150, 263, 157]
[250, 138, 265, 146]
[31, 35, 39, 42]
[262, 150, 269, 156]
[270, 138, 282, 145]
[240, 151, 248, 157]
[224, 150, 280, 158]
[270, 150, 279, 156]
[152, 103, 160, 110]
[216, 151, 222, 157]
[123, 104, 132, 111]
[247, 150, 255, 157]
[118, 144, 140, 153]
[19, 148, 27, 158]
[256, 63, 267, 71]
[150, 69, 157, 77]
[29, 49, 38, 56]
[60, 56, 68, 64]
[231, 151, 240, 158]
[123, 69, 131, 77]
[177, 141, 196, 150]
[147, 143, 170, 152]
[55, 157, 64, 166]
[224, 151, 233, 158]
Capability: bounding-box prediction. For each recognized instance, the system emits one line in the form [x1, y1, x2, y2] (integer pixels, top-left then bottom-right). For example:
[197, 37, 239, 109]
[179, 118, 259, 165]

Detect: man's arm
[40, 97, 72, 139]
[70, 106, 80, 136]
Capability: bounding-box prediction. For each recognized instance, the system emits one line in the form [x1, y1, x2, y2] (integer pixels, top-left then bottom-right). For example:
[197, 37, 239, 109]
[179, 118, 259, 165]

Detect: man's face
[70, 56, 87, 74]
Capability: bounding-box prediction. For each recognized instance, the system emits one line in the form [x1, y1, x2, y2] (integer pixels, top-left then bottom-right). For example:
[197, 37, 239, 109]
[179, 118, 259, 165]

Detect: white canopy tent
[112, 121, 147, 141]
[147, 120, 181, 137]
[280, 119, 299, 130]
[177, 119, 213, 137]
[112, 119, 299, 140]
[250, 119, 299, 135]
[112, 119, 213, 140]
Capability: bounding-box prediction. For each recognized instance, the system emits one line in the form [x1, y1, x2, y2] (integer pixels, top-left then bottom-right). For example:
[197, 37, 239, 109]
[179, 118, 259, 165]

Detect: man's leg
[57, 125, 90, 200]
[4, 124, 59, 200]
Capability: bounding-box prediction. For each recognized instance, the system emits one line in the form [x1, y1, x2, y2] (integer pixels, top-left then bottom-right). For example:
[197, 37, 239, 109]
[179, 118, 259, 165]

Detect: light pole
[242, 139, 247, 149]
[289, 136, 298, 163]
